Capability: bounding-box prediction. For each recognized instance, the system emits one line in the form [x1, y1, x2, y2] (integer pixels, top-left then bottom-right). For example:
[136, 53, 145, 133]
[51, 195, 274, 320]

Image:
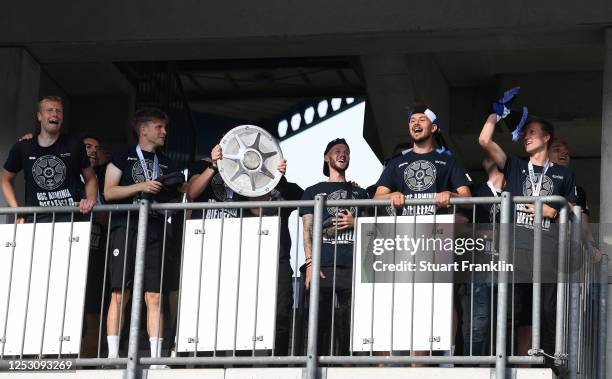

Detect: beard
[411, 133, 431, 144]
[329, 160, 348, 174]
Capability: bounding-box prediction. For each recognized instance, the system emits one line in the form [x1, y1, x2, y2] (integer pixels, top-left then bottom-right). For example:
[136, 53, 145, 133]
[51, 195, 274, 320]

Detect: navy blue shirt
[503, 154, 576, 231]
[376, 150, 472, 215]
[300, 181, 369, 268]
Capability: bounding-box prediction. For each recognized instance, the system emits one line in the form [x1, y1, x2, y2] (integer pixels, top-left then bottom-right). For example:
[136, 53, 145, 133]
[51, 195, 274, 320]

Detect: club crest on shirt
[211, 173, 230, 201]
[404, 160, 436, 191]
[32, 155, 67, 190]
[131, 159, 164, 183]
[325, 189, 357, 216]
[522, 174, 554, 196]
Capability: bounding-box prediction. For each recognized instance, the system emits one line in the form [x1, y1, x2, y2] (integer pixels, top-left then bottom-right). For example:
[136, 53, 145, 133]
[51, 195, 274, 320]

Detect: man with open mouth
[1, 95, 97, 223]
[478, 97, 577, 365]
[373, 105, 472, 215]
[300, 138, 369, 356]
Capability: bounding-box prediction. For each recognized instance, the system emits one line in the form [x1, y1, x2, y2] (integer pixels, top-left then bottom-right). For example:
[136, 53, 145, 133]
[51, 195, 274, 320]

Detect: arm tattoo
[302, 214, 313, 259]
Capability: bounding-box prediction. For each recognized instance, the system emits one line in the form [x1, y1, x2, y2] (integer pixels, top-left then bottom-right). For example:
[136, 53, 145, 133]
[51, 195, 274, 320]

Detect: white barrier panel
[0, 222, 91, 356]
[352, 215, 454, 352]
[177, 217, 279, 352]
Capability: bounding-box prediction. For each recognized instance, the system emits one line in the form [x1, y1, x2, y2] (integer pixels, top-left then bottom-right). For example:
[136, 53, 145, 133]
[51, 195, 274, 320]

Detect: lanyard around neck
[136, 145, 158, 181]
[486, 180, 501, 197]
[527, 159, 551, 197]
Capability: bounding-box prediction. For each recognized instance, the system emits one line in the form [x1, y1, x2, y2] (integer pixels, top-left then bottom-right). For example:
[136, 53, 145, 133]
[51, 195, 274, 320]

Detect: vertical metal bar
[270, 207, 282, 356]
[409, 208, 417, 355]
[491, 200, 498, 356]
[555, 206, 569, 361]
[212, 213, 225, 356]
[389, 209, 397, 356]
[290, 207, 300, 356]
[77, 211, 95, 360]
[368, 206, 378, 357]
[250, 209, 264, 355]
[349, 206, 359, 356]
[305, 195, 325, 379]
[495, 192, 512, 379]
[173, 209, 188, 356]
[532, 200, 543, 353]
[568, 206, 583, 379]
[193, 213, 207, 355]
[329, 210, 339, 356]
[232, 209, 245, 356]
[97, 211, 113, 358]
[38, 212, 56, 357]
[154, 211, 169, 357]
[118, 211, 131, 343]
[469, 204, 476, 356]
[1, 215, 20, 359]
[125, 199, 150, 379]
[510, 209, 518, 356]
[428, 208, 437, 356]
[58, 212, 76, 357]
[19, 213, 37, 358]
[597, 255, 607, 379]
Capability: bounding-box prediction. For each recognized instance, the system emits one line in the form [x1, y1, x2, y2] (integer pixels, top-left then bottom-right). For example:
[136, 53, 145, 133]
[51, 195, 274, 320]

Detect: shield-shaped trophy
[218, 125, 284, 197]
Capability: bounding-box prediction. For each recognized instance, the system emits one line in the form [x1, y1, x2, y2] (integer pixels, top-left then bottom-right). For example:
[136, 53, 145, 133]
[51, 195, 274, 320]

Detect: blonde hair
[38, 95, 63, 111]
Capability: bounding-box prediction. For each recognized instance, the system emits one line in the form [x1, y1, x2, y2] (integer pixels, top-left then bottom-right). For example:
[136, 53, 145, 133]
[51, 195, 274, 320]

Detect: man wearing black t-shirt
[186, 153, 237, 219]
[1, 96, 97, 222]
[479, 111, 577, 359]
[187, 144, 301, 355]
[104, 108, 179, 364]
[373, 106, 472, 214]
[301, 138, 368, 356]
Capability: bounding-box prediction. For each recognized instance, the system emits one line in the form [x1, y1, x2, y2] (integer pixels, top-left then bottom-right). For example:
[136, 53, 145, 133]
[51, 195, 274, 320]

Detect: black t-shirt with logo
[375, 150, 472, 215]
[503, 154, 576, 231]
[187, 159, 237, 219]
[109, 145, 177, 225]
[300, 181, 369, 268]
[3, 134, 90, 209]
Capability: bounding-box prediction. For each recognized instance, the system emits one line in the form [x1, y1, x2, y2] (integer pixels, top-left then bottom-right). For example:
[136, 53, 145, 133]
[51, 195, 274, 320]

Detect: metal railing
[0, 194, 606, 379]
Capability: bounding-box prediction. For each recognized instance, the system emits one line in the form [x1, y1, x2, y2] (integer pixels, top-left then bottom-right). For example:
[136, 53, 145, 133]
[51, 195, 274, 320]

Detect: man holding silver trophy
[186, 125, 302, 355]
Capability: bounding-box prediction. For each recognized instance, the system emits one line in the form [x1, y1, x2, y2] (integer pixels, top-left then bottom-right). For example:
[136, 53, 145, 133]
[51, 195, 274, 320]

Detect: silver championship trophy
[218, 125, 284, 197]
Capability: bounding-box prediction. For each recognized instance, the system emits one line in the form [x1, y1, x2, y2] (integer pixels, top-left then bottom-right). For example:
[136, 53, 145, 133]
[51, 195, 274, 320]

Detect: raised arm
[478, 113, 507, 170]
[186, 165, 215, 201]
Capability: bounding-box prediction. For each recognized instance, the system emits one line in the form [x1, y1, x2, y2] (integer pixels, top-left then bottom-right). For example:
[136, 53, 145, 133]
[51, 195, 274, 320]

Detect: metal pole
[125, 199, 150, 379]
[305, 195, 325, 379]
[495, 192, 512, 379]
[555, 206, 569, 363]
[568, 206, 582, 379]
[532, 200, 543, 353]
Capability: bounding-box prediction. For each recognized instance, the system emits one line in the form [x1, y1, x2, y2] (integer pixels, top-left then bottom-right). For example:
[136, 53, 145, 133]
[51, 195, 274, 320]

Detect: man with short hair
[301, 138, 368, 355]
[373, 106, 472, 214]
[1, 96, 97, 222]
[104, 108, 180, 364]
[479, 105, 577, 359]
